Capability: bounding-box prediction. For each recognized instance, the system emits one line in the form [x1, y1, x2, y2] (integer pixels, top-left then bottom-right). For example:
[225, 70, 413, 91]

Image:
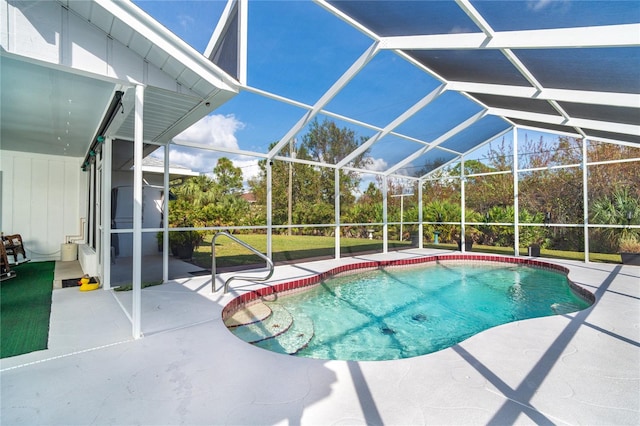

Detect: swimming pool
[223, 256, 594, 361]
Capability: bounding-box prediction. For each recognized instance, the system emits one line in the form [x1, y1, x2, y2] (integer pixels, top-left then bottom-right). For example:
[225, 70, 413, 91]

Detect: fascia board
[92, 0, 239, 94]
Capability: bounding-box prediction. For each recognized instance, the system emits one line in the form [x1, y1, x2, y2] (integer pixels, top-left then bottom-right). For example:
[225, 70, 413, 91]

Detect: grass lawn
[191, 234, 621, 270]
[193, 234, 414, 269]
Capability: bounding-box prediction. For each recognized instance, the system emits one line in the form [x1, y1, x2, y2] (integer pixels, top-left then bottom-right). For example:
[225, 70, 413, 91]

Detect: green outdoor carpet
[1, 261, 55, 358]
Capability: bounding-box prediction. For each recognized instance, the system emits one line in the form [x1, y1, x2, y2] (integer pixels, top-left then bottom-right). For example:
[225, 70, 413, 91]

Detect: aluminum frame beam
[379, 24, 640, 51]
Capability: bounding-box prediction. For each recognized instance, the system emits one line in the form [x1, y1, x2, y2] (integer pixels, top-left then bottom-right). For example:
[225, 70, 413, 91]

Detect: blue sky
[135, 0, 398, 183]
[132, 0, 591, 187]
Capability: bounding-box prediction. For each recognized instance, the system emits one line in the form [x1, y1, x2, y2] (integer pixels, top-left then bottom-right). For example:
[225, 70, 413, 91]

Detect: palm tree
[591, 187, 640, 250]
[172, 175, 216, 207]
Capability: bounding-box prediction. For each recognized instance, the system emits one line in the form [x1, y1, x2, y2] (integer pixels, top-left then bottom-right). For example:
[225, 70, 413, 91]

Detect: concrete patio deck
[1, 249, 638, 425]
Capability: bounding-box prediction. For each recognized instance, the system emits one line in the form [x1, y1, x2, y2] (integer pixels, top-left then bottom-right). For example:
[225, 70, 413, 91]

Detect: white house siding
[1, 150, 85, 262]
[1, 0, 202, 96]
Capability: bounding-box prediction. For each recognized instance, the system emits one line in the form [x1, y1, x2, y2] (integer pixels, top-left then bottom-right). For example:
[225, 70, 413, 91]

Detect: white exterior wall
[1, 0, 197, 95]
[0, 150, 85, 262]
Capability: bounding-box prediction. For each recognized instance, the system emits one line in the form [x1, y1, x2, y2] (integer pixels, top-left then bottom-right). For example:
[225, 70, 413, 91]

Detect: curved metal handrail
[211, 231, 274, 293]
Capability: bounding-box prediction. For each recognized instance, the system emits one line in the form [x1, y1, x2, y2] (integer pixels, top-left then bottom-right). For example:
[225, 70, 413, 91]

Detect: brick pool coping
[221, 254, 596, 320]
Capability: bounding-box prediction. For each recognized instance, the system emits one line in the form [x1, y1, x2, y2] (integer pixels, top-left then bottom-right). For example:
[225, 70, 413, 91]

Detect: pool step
[224, 301, 272, 328]
[230, 303, 293, 343]
[254, 309, 314, 355]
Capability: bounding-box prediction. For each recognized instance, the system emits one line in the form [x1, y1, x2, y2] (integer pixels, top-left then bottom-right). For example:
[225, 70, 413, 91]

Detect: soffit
[0, 55, 115, 157]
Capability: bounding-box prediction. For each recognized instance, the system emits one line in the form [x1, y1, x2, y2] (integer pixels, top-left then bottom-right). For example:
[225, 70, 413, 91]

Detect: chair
[0, 239, 16, 281]
[2, 234, 29, 265]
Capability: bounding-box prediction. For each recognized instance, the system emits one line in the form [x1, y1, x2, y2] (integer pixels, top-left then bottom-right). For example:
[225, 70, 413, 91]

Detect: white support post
[163, 145, 169, 282]
[266, 160, 273, 259]
[101, 137, 112, 290]
[238, 0, 248, 85]
[132, 84, 144, 340]
[583, 138, 590, 263]
[383, 177, 388, 253]
[460, 156, 466, 251]
[335, 168, 341, 260]
[513, 128, 520, 256]
[400, 195, 404, 241]
[418, 179, 424, 249]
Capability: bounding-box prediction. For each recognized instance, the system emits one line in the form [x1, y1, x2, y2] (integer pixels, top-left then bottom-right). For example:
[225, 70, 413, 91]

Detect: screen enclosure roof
[195, 0, 640, 180]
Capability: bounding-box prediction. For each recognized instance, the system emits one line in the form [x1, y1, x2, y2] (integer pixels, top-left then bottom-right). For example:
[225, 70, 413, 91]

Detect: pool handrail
[211, 231, 274, 293]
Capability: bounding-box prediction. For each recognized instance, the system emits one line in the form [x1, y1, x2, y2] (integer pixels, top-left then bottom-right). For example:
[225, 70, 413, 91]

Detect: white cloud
[233, 158, 262, 186]
[147, 115, 259, 189]
[165, 113, 245, 174]
[364, 157, 388, 172]
[173, 114, 244, 150]
[167, 149, 212, 172]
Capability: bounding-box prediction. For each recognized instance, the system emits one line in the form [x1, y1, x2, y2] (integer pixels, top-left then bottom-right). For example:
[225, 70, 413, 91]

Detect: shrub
[619, 236, 640, 253]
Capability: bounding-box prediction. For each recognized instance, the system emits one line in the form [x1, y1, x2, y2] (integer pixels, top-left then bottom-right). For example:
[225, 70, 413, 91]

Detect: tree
[299, 119, 370, 208]
[343, 182, 383, 238]
[248, 119, 371, 234]
[169, 157, 250, 229]
[591, 187, 640, 251]
[172, 175, 216, 207]
[213, 157, 243, 196]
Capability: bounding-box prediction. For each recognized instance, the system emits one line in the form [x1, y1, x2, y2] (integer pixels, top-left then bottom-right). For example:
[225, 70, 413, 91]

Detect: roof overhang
[0, 0, 240, 161]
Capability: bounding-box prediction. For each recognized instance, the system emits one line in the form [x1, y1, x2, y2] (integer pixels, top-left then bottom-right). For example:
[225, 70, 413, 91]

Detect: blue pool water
[238, 263, 592, 361]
